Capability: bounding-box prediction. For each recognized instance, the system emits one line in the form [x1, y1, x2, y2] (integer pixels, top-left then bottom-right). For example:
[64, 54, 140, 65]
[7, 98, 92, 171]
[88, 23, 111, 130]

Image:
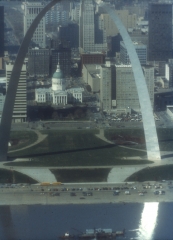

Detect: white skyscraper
[23, 2, 46, 48]
[6, 62, 27, 123]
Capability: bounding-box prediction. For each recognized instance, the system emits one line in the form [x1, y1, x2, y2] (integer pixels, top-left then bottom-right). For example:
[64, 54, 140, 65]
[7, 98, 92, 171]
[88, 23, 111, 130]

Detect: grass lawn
[126, 165, 173, 182]
[6, 130, 149, 167]
[0, 169, 37, 184]
[8, 131, 38, 151]
[105, 128, 173, 152]
[51, 168, 111, 183]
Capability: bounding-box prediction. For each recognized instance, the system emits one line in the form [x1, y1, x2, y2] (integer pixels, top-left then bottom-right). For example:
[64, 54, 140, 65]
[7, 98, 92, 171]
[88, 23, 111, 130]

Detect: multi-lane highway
[0, 181, 173, 205]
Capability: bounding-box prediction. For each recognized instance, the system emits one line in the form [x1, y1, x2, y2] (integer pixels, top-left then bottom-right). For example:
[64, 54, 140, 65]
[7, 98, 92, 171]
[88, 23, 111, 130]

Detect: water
[0, 203, 173, 240]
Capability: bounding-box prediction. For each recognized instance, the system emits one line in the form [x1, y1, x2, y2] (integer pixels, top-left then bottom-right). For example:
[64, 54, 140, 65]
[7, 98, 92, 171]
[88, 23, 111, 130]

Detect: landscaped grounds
[51, 168, 111, 183]
[0, 169, 37, 184]
[6, 129, 149, 167]
[126, 165, 173, 182]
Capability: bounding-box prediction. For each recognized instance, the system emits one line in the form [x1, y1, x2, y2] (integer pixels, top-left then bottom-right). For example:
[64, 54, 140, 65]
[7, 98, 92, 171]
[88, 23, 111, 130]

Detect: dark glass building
[148, 3, 172, 62]
[27, 48, 50, 77]
[0, 6, 4, 57]
[59, 23, 79, 48]
[50, 44, 71, 77]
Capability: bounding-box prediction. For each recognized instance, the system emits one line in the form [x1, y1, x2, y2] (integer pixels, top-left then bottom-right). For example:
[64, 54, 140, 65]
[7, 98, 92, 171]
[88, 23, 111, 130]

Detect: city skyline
[0, 0, 167, 162]
[0, 4, 173, 239]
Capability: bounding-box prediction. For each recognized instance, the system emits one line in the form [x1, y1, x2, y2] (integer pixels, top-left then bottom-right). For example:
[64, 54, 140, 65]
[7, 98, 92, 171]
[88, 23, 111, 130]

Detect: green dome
[52, 65, 64, 79]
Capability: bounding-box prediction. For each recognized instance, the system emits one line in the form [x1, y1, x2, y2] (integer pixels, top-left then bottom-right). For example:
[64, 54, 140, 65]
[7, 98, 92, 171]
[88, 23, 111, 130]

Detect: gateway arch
[0, 0, 161, 161]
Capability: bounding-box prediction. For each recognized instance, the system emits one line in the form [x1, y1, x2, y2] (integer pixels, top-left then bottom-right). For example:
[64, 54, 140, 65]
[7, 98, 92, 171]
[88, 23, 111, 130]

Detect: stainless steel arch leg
[100, 3, 161, 160]
[0, 0, 61, 161]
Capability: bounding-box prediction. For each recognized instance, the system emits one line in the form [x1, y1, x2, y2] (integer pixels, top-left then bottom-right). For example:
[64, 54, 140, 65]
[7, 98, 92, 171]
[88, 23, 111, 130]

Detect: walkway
[8, 130, 47, 153]
[107, 154, 173, 182]
[6, 130, 55, 183]
[13, 168, 57, 183]
[0, 160, 57, 183]
[95, 129, 114, 144]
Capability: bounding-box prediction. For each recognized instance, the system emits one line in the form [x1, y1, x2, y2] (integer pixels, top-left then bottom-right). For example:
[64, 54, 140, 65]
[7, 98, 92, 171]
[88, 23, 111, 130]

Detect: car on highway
[113, 192, 119, 196]
[125, 191, 130, 195]
[70, 192, 76, 196]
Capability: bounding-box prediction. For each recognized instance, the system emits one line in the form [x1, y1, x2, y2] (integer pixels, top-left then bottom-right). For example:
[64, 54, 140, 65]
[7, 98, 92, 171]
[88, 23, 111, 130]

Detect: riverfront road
[0, 181, 173, 205]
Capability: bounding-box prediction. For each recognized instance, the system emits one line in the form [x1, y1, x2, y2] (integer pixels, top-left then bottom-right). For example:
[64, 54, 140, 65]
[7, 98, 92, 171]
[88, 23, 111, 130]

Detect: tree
[52, 111, 58, 120]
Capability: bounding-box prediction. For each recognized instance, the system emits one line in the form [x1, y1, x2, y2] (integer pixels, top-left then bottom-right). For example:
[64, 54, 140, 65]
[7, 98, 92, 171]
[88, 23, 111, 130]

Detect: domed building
[51, 64, 67, 105]
[35, 64, 67, 105]
[35, 64, 84, 105]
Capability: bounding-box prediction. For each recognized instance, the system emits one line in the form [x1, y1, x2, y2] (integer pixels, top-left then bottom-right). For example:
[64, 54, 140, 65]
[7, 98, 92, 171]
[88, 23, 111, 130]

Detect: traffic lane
[0, 187, 170, 205]
[0, 181, 170, 193]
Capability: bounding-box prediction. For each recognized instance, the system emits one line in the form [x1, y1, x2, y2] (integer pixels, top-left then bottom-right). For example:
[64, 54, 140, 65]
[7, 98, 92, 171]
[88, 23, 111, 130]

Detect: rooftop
[120, 41, 146, 48]
[67, 87, 84, 93]
[84, 64, 101, 75]
[167, 105, 173, 113]
[115, 64, 132, 68]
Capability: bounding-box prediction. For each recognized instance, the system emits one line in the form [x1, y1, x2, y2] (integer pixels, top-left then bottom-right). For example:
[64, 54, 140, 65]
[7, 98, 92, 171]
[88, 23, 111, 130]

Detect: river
[0, 202, 173, 239]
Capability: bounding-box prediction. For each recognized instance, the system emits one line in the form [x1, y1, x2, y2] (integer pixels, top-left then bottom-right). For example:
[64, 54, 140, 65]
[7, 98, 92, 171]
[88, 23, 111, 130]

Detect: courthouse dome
[52, 64, 64, 79]
[52, 64, 65, 91]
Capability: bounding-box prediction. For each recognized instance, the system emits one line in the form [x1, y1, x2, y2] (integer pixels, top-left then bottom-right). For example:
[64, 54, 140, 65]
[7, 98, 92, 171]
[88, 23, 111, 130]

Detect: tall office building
[120, 41, 147, 65]
[116, 64, 154, 112]
[0, 6, 4, 57]
[45, 3, 69, 26]
[27, 48, 50, 77]
[59, 23, 79, 48]
[6, 62, 27, 123]
[100, 65, 112, 112]
[79, 0, 107, 53]
[148, 3, 172, 61]
[70, 2, 80, 23]
[23, 2, 46, 48]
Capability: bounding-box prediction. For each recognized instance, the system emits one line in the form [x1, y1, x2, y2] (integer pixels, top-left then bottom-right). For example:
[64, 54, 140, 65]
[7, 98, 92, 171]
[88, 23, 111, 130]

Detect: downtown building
[79, 0, 107, 53]
[70, 1, 80, 23]
[115, 64, 154, 113]
[27, 48, 50, 77]
[82, 62, 116, 112]
[99, 10, 137, 38]
[120, 41, 147, 65]
[148, 3, 172, 62]
[6, 62, 27, 123]
[23, 2, 46, 48]
[45, 3, 69, 26]
[59, 23, 79, 48]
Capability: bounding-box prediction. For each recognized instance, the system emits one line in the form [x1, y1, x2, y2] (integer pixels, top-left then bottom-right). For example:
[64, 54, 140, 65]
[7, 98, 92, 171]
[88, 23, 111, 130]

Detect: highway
[0, 181, 173, 205]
